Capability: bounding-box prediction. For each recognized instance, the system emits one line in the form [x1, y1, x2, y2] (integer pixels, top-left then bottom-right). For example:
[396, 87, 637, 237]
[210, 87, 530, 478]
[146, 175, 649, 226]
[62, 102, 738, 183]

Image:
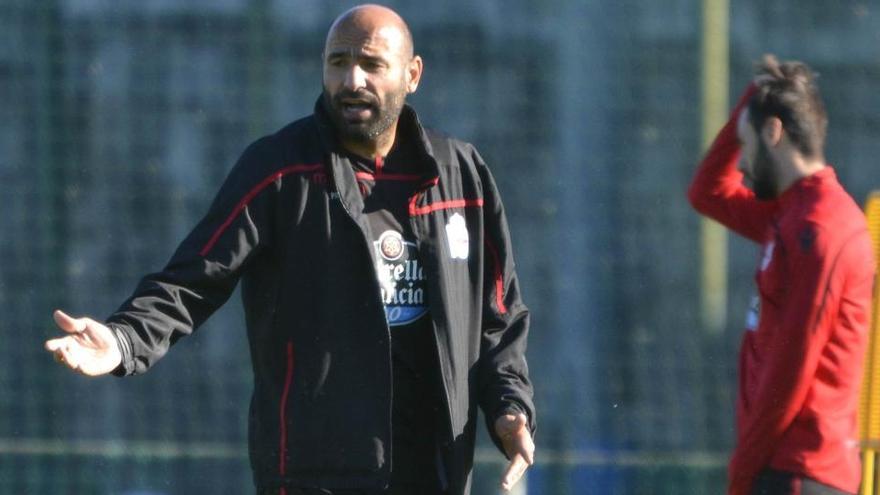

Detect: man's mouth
[338, 97, 376, 121]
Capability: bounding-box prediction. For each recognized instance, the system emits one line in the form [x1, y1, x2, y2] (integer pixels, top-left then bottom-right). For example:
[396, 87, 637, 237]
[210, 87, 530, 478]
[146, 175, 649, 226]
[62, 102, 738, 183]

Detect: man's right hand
[44, 310, 122, 376]
[495, 413, 535, 492]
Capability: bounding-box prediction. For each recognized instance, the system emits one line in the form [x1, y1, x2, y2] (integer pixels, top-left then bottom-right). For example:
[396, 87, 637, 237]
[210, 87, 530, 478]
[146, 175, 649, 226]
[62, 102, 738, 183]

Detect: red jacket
[688, 86, 876, 495]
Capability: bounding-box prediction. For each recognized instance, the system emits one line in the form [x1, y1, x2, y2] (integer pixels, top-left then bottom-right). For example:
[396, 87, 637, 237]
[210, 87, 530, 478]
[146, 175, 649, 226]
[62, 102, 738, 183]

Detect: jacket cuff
[733, 83, 758, 116]
[107, 323, 135, 376]
[495, 402, 528, 425]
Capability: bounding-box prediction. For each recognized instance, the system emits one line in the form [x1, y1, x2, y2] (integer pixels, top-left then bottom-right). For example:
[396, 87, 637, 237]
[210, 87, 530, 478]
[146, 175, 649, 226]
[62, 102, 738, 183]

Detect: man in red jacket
[688, 55, 876, 495]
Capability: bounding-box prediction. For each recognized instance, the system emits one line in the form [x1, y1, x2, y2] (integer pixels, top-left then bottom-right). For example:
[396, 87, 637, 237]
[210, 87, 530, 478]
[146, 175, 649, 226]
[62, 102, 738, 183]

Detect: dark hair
[748, 54, 828, 158]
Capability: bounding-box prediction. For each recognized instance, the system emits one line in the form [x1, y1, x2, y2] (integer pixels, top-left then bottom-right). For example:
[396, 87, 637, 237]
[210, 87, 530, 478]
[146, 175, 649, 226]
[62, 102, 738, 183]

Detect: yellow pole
[700, 0, 730, 334]
[860, 192, 880, 495]
[863, 449, 875, 495]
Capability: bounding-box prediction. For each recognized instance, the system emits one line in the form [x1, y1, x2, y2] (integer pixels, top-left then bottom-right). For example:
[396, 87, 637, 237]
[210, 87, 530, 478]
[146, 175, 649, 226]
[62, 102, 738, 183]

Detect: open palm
[44, 310, 122, 376]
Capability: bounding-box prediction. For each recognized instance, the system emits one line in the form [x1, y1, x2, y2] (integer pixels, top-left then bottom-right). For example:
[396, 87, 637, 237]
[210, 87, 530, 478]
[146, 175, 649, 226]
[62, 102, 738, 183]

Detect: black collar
[313, 96, 439, 176]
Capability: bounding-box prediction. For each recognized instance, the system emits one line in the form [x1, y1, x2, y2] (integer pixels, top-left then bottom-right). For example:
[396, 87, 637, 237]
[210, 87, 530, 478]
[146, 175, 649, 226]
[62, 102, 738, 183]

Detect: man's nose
[343, 64, 367, 91]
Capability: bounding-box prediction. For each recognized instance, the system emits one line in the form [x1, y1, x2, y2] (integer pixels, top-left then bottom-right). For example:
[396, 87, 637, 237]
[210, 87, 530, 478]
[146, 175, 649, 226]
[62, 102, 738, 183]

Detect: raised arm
[45, 310, 122, 376]
[45, 138, 281, 376]
[687, 84, 777, 243]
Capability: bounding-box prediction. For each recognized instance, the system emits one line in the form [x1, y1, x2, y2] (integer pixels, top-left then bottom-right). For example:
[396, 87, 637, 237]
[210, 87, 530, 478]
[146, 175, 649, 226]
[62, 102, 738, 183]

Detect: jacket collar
[777, 165, 836, 210]
[313, 96, 441, 186]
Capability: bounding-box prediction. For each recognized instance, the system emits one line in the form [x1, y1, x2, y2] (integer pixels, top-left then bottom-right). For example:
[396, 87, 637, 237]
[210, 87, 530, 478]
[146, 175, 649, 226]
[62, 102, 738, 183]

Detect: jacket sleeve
[108, 137, 279, 375]
[687, 84, 778, 243]
[473, 149, 537, 455]
[726, 222, 845, 495]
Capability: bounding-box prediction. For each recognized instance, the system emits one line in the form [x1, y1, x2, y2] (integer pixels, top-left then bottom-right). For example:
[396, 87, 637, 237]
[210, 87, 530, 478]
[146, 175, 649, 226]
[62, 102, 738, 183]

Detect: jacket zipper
[330, 176, 395, 477]
[408, 190, 457, 451]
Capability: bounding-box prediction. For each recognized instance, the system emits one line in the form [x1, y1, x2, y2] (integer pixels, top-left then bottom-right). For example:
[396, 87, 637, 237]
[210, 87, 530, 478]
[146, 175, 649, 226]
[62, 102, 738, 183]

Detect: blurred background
[2, 0, 879, 493]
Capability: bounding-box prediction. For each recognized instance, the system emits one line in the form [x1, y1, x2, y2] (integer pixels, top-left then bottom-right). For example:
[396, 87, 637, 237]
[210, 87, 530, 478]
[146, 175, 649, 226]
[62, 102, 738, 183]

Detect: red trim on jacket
[354, 171, 422, 182]
[408, 198, 484, 216]
[278, 341, 295, 493]
[484, 237, 508, 315]
[374, 155, 384, 176]
[199, 164, 323, 256]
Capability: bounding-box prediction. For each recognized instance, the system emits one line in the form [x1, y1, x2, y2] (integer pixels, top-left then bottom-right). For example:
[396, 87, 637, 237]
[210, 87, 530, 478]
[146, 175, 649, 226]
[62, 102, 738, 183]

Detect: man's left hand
[494, 412, 535, 492]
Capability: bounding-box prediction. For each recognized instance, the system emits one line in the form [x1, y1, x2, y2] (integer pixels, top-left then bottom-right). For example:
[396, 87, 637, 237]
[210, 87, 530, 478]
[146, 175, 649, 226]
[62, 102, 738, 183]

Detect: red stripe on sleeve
[198, 164, 323, 256]
[278, 341, 295, 491]
[484, 237, 508, 314]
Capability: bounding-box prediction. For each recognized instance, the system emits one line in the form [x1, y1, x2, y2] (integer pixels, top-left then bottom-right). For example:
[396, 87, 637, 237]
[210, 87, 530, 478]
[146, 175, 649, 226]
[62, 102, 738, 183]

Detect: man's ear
[406, 55, 423, 94]
[761, 116, 784, 147]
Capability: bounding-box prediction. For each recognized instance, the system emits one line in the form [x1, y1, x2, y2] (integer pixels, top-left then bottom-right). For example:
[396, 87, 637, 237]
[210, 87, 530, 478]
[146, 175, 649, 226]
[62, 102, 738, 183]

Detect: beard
[322, 87, 407, 145]
[751, 141, 779, 200]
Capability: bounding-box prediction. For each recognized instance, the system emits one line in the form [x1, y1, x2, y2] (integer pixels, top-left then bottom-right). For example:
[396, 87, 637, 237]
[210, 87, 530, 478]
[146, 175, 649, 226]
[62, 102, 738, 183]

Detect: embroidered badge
[445, 213, 469, 260]
[378, 230, 405, 261]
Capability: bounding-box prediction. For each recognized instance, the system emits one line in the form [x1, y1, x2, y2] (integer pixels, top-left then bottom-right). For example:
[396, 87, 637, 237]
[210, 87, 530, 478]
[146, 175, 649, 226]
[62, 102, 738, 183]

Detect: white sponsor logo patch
[445, 213, 469, 260]
[374, 230, 428, 326]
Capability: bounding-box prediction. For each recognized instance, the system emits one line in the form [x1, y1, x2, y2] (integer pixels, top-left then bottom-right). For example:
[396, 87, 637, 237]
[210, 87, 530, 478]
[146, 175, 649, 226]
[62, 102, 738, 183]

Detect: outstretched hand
[44, 310, 121, 376]
[494, 412, 535, 492]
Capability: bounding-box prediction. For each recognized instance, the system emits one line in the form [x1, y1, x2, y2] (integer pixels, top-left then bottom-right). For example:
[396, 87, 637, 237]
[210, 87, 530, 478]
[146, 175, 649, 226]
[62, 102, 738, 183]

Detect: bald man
[44, 5, 535, 495]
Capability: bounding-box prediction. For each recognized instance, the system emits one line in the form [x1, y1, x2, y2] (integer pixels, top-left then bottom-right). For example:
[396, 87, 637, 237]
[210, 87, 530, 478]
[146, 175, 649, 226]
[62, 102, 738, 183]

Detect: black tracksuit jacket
[106, 100, 536, 494]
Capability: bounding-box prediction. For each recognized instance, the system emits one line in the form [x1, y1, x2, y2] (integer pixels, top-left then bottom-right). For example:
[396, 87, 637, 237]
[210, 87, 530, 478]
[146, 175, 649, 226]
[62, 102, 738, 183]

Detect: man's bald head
[325, 4, 414, 61]
[321, 4, 423, 157]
